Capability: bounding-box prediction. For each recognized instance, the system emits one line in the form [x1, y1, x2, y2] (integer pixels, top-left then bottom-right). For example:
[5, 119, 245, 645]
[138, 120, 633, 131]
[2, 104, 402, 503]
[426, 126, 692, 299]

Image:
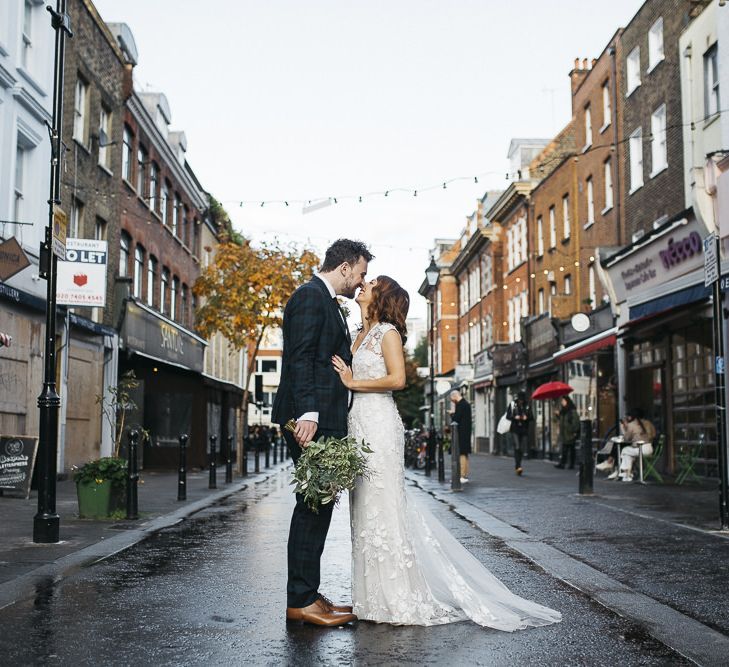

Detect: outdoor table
[610, 436, 647, 483]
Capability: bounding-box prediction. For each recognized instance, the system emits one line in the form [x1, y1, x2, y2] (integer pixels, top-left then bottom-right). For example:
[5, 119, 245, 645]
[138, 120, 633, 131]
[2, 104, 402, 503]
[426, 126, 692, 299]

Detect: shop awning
[553, 327, 617, 364]
[628, 282, 710, 321]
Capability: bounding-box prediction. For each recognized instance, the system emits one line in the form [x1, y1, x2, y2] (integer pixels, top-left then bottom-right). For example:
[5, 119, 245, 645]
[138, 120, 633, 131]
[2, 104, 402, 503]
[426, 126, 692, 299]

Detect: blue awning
[628, 282, 710, 321]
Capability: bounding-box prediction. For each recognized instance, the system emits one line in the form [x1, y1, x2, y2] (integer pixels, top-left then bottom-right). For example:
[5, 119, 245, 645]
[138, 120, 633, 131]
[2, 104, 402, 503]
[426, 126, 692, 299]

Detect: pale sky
[94, 0, 641, 320]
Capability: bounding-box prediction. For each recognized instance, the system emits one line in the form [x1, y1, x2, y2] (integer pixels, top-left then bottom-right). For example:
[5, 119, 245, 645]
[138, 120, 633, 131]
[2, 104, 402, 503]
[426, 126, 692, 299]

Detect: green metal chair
[676, 436, 703, 485]
[643, 434, 664, 483]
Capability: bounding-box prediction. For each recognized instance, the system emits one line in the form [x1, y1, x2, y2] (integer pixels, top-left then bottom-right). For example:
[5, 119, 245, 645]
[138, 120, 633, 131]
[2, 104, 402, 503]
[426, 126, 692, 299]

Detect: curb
[407, 471, 729, 667]
[0, 462, 291, 612]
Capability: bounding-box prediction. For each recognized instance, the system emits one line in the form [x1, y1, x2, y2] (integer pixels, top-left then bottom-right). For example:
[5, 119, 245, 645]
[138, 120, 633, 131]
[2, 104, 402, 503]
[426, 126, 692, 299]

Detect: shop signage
[525, 315, 558, 362]
[473, 349, 493, 380]
[57, 239, 108, 307]
[560, 304, 614, 346]
[491, 342, 526, 378]
[121, 301, 205, 373]
[52, 205, 67, 260]
[606, 217, 706, 303]
[0, 435, 38, 498]
[0, 237, 31, 281]
[704, 233, 719, 287]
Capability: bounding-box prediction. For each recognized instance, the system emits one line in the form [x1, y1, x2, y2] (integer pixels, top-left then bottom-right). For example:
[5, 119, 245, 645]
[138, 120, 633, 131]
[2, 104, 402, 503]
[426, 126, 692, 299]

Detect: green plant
[73, 457, 127, 489]
[96, 370, 148, 457]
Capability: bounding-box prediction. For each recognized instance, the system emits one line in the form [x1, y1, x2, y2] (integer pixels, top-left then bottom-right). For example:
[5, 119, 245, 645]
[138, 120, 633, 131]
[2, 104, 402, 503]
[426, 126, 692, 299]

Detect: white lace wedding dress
[348, 322, 562, 630]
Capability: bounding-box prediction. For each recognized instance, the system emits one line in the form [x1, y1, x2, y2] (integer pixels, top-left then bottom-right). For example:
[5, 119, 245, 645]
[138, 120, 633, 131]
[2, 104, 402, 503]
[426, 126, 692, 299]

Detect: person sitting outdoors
[608, 407, 656, 482]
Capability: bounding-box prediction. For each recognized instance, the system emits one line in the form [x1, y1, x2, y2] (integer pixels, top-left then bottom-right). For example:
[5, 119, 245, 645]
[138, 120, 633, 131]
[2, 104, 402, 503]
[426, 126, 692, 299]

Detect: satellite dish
[571, 313, 591, 333]
[435, 379, 452, 395]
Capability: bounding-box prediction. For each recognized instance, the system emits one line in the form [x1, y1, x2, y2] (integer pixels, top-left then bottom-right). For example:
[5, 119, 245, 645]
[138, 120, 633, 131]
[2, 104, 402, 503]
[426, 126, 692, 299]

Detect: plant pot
[76, 479, 113, 518]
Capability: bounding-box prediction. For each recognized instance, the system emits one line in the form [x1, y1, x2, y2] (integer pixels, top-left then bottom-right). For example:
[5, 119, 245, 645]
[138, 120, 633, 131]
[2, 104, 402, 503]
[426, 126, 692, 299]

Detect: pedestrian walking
[507, 391, 532, 476]
[554, 396, 580, 470]
[450, 390, 472, 483]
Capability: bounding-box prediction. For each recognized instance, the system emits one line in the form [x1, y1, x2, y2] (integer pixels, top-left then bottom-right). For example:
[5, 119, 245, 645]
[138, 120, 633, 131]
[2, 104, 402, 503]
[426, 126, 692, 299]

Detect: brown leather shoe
[286, 598, 357, 626]
[319, 594, 354, 614]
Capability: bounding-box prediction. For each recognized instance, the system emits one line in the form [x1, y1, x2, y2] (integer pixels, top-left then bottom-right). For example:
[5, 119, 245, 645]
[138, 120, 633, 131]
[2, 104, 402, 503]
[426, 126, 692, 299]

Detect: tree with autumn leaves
[193, 234, 320, 450]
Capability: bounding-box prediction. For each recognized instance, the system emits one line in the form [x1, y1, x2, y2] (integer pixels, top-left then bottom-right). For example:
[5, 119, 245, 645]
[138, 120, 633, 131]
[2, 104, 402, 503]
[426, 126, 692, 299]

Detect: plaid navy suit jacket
[271, 276, 352, 433]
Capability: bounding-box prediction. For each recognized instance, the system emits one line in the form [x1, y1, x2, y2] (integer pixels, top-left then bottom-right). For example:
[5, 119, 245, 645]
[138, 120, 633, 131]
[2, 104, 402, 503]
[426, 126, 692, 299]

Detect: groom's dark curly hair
[320, 239, 374, 272]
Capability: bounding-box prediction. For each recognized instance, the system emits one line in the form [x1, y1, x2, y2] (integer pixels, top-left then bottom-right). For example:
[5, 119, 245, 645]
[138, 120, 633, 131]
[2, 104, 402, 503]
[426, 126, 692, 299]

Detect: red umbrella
[531, 381, 573, 401]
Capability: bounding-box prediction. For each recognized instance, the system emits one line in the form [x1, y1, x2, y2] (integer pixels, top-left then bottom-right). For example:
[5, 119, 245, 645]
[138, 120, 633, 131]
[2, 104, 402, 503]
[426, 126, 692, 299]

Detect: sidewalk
[0, 451, 290, 602]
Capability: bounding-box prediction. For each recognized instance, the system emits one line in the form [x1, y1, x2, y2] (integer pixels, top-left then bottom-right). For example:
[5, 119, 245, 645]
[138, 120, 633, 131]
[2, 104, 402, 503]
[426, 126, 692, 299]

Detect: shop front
[525, 315, 560, 458]
[118, 300, 209, 469]
[492, 342, 527, 456]
[601, 210, 716, 477]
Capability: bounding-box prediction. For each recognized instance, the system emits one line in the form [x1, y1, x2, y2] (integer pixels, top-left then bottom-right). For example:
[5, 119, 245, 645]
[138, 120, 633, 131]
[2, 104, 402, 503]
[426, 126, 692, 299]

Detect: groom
[272, 238, 373, 626]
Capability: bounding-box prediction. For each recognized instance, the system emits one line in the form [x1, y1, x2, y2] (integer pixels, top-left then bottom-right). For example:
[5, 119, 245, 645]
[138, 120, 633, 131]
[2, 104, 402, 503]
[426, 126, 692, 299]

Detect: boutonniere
[337, 297, 350, 319]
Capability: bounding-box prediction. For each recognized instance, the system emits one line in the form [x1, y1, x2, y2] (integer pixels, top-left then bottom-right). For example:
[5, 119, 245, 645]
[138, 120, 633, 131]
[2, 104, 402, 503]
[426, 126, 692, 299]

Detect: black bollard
[242, 436, 248, 477]
[254, 441, 260, 474]
[578, 419, 594, 495]
[126, 429, 139, 520]
[178, 433, 188, 501]
[450, 420, 462, 492]
[225, 435, 233, 484]
[273, 436, 278, 465]
[209, 435, 217, 489]
[265, 436, 270, 468]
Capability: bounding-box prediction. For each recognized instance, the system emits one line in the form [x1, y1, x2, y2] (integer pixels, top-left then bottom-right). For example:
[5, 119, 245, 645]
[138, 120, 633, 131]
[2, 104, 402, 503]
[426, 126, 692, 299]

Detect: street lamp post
[34, 1, 72, 544]
[425, 257, 440, 478]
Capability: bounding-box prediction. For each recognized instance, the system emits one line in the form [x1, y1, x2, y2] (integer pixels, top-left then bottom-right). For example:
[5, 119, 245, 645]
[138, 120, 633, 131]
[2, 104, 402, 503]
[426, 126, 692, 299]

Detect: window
[648, 18, 664, 72]
[73, 78, 89, 144]
[160, 268, 170, 314]
[519, 217, 527, 263]
[629, 128, 643, 192]
[584, 105, 592, 149]
[549, 206, 557, 248]
[146, 256, 157, 307]
[562, 195, 570, 239]
[133, 246, 144, 298]
[564, 274, 572, 295]
[650, 104, 667, 176]
[172, 194, 180, 236]
[94, 216, 107, 240]
[538, 288, 545, 314]
[626, 47, 641, 95]
[21, 1, 32, 70]
[181, 284, 188, 326]
[459, 281, 468, 315]
[586, 178, 595, 225]
[520, 290, 528, 321]
[589, 265, 597, 308]
[537, 216, 544, 256]
[13, 144, 25, 226]
[705, 44, 720, 119]
[160, 180, 169, 225]
[171, 277, 179, 320]
[469, 266, 480, 307]
[506, 227, 514, 271]
[70, 197, 83, 238]
[181, 206, 188, 245]
[482, 315, 493, 349]
[136, 145, 147, 194]
[98, 106, 111, 168]
[602, 82, 611, 129]
[604, 159, 613, 210]
[481, 254, 492, 293]
[258, 359, 278, 373]
[122, 126, 133, 182]
[120, 232, 131, 277]
[149, 163, 159, 212]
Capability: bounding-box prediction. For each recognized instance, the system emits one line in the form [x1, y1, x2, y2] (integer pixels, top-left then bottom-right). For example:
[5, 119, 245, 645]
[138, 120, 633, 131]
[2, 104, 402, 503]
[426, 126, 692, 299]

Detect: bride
[332, 276, 561, 630]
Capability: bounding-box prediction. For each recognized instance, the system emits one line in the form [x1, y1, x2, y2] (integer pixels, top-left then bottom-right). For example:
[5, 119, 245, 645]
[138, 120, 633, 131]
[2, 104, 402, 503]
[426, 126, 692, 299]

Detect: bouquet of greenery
[285, 419, 372, 513]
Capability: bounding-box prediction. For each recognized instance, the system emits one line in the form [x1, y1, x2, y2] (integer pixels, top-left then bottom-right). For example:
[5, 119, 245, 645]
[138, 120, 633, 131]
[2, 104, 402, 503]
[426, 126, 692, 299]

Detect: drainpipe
[608, 43, 622, 246]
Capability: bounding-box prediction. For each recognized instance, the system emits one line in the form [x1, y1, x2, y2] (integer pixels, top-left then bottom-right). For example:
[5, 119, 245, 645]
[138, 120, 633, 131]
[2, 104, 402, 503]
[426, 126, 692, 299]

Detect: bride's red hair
[366, 275, 409, 344]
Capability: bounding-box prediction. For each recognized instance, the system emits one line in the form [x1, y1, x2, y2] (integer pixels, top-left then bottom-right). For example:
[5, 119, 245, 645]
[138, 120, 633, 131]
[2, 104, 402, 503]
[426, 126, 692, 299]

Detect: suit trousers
[284, 426, 346, 608]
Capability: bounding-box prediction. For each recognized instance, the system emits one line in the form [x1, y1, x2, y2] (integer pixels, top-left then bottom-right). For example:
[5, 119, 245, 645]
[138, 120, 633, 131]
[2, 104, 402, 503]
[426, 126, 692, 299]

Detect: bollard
[225, 435, 233, 484]
[265, 437, 270, 468]
[178, 433, 188, 501]
[578, 419, 594, 495]
[254, 440, 260, 474]
[126, 429, 140, 520]
[273, 436, 278, 464]
[450, 420, 462, 492]
[242, 436, 249, 477]
[209, 435, 218, 489]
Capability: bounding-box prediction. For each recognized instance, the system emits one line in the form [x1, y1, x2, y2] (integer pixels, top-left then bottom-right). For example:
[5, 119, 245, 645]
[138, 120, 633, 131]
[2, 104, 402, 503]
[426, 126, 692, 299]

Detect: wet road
[0, 470, 687, 666]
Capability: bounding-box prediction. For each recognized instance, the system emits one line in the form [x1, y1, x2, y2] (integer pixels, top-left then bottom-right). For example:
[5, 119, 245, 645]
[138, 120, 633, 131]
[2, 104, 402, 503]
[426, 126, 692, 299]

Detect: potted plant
[73, 457, 127, 518]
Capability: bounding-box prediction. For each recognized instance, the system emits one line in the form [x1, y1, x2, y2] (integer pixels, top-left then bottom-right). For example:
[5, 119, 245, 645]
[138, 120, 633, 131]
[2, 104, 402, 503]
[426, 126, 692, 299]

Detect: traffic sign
[704, 233, 719, 287]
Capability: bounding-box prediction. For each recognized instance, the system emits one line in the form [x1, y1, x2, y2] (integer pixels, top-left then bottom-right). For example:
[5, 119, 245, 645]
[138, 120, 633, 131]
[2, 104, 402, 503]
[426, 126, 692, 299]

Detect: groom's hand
[294, 419, 318, 447]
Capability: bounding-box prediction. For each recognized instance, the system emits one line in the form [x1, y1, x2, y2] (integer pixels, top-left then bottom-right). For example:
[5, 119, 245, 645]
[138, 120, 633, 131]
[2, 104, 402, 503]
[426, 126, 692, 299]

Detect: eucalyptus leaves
[285, 419, 372, 513]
